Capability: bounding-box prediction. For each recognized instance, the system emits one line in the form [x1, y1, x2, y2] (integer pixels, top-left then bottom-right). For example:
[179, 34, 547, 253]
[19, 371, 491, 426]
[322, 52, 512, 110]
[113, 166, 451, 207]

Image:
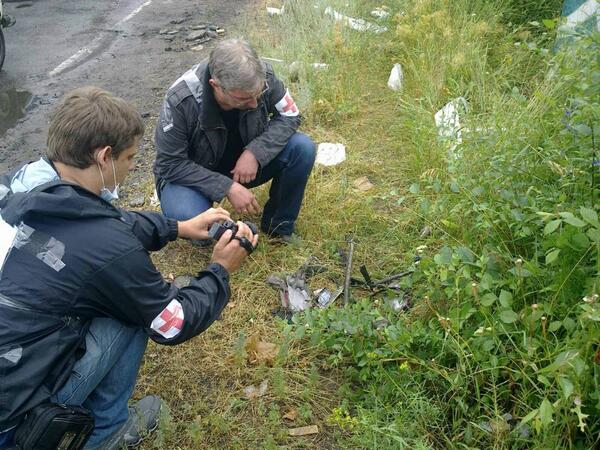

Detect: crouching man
[0, 87, 257, 449]
[154, 38, 316, 243]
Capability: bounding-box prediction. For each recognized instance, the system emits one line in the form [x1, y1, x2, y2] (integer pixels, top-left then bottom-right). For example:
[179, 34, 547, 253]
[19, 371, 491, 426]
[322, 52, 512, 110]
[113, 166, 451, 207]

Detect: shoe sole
[125, 419, 159, 448]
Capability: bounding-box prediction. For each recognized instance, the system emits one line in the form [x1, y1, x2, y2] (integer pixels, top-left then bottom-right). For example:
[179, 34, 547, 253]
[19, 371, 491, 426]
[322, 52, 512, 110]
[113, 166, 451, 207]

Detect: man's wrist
[177, 220, 189, 240]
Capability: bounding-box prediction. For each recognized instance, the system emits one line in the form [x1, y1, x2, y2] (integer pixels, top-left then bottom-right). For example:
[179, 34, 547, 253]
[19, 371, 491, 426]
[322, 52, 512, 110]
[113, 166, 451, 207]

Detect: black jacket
[153, 60, 301, 202]
[0, 170, 230, 430]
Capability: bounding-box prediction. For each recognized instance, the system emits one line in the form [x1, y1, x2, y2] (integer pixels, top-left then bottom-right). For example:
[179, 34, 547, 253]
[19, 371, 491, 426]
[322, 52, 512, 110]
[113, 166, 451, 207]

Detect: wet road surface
[0, 0, 256, 173]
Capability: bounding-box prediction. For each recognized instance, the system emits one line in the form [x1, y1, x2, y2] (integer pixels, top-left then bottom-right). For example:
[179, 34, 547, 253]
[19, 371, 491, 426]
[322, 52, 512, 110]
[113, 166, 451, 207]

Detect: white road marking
[48, 46, 95, 77]
[119, 0, 152, 24]
[48, 0, 153, 77]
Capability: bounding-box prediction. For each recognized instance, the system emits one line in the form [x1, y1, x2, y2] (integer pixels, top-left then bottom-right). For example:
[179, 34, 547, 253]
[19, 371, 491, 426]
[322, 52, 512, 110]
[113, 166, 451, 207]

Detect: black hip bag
[14, 403, 94, 450]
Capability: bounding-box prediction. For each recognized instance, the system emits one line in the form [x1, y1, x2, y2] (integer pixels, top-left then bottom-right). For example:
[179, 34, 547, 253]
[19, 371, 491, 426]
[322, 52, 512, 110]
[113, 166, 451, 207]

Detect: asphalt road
[0, 0, 256, 174]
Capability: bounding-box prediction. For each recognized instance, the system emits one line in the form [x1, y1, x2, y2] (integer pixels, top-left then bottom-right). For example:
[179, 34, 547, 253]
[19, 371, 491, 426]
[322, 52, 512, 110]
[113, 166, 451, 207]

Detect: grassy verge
[140, 0, 599, 448]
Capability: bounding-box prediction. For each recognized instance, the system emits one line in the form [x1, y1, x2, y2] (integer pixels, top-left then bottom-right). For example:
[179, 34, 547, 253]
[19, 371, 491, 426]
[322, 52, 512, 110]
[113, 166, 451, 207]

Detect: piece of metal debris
[324, 7, 388, 34]
[343, 236, 355, 306]
[435, 97, 468, 157]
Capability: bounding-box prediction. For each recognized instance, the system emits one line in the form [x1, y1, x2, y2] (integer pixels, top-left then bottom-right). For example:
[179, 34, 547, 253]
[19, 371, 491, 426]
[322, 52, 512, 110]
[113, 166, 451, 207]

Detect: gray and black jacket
[0, 159, 230, 430]
[153, 60, 301, 202]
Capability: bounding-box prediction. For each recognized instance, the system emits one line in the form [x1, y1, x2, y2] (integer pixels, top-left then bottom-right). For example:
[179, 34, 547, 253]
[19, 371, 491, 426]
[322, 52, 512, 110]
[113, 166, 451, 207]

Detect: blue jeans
[0, 318, 148, 449]
[160, 132, 316, 236]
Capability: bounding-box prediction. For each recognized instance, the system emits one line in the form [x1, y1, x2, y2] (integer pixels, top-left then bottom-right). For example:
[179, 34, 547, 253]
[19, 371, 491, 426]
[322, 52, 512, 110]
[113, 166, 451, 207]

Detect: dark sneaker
[86, 395, 163, 449]
[268, 233, 301, 245]
[123, 395, 162, 447]
[261, 227, 301, 245]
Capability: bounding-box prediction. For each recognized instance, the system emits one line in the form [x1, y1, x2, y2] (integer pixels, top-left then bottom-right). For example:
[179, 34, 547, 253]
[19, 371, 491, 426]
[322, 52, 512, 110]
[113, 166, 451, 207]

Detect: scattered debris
[316, 143, 346, 166]
[244, 379, 269, 400]
[371, 7, 391, 19]
[353, 176, 374, 191]
[324, 7, 388, 34]
[267, 257, 326, 313]
[267, 6, 284, 16]
[190, 44, 204, 52]
[282, 409, 299, 421]
[216, 28, 226, 35]
[419, 225, 432, 238]
[387, 63, 404, 91]
[245, 335, 279, 366]
[288, 425, 319, 436]
[314, 286, 343, 308]
[434, 97, 468, 157]
[343, 236, 355, 306]
[267, 273, 311, 312]
[388, 295, 410, 312]
[186, 30, 207, 41]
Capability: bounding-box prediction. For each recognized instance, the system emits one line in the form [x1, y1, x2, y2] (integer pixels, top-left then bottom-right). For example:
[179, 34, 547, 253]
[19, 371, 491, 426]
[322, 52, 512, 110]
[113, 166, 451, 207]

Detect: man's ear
[208, 79, 219, 90]
[94, 146, 113, 166]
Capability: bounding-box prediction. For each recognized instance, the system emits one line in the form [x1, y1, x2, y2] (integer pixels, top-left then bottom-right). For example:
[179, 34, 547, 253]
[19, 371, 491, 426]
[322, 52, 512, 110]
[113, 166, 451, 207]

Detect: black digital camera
[208, 220, 258, 241]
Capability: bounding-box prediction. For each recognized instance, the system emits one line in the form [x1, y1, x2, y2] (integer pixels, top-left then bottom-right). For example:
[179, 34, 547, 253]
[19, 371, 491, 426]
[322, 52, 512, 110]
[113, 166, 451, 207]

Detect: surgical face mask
[97, 158, 120, 202]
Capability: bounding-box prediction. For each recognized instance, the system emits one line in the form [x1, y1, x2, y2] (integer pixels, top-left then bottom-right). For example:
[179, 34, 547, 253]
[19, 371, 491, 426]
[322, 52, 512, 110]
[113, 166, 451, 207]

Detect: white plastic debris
[316, 143, 346, 166]
[244, 379, 269, 399]
[371, 8, 390, 19]
[387, 63, 404, 91]
[324, 7, 388, 34]
[312, 63, 329, 70]
[267, 6, 284, 16]
[267, 273, 312, 313]
[434, 97, 468, 157]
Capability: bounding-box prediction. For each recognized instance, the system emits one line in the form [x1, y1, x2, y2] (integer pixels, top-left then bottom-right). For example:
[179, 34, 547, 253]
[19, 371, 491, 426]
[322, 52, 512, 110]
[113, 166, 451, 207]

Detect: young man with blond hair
[0, 87, 257, 449]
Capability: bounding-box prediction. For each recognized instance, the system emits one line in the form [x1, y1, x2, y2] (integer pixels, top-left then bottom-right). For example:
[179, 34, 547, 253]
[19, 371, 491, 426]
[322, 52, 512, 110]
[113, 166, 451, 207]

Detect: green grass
[136, 0, 599, 448]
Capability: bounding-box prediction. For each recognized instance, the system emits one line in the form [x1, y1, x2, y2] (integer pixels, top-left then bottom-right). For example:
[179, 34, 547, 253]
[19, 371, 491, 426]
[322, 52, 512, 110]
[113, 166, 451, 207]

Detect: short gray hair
[208, 38, 266, 92]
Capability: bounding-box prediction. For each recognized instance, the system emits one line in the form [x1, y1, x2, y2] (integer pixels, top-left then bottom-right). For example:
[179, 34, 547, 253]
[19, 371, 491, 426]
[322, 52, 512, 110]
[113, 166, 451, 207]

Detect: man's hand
[231, 149, 259, 184]
[177, 207, 231, 240]
[227, 182, 261, 214]
[211, 221, 259, 273]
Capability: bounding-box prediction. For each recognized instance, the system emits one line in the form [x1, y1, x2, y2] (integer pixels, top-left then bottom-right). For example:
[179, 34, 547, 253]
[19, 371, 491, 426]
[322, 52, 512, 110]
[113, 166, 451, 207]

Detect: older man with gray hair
[154, 38, 315, 243]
